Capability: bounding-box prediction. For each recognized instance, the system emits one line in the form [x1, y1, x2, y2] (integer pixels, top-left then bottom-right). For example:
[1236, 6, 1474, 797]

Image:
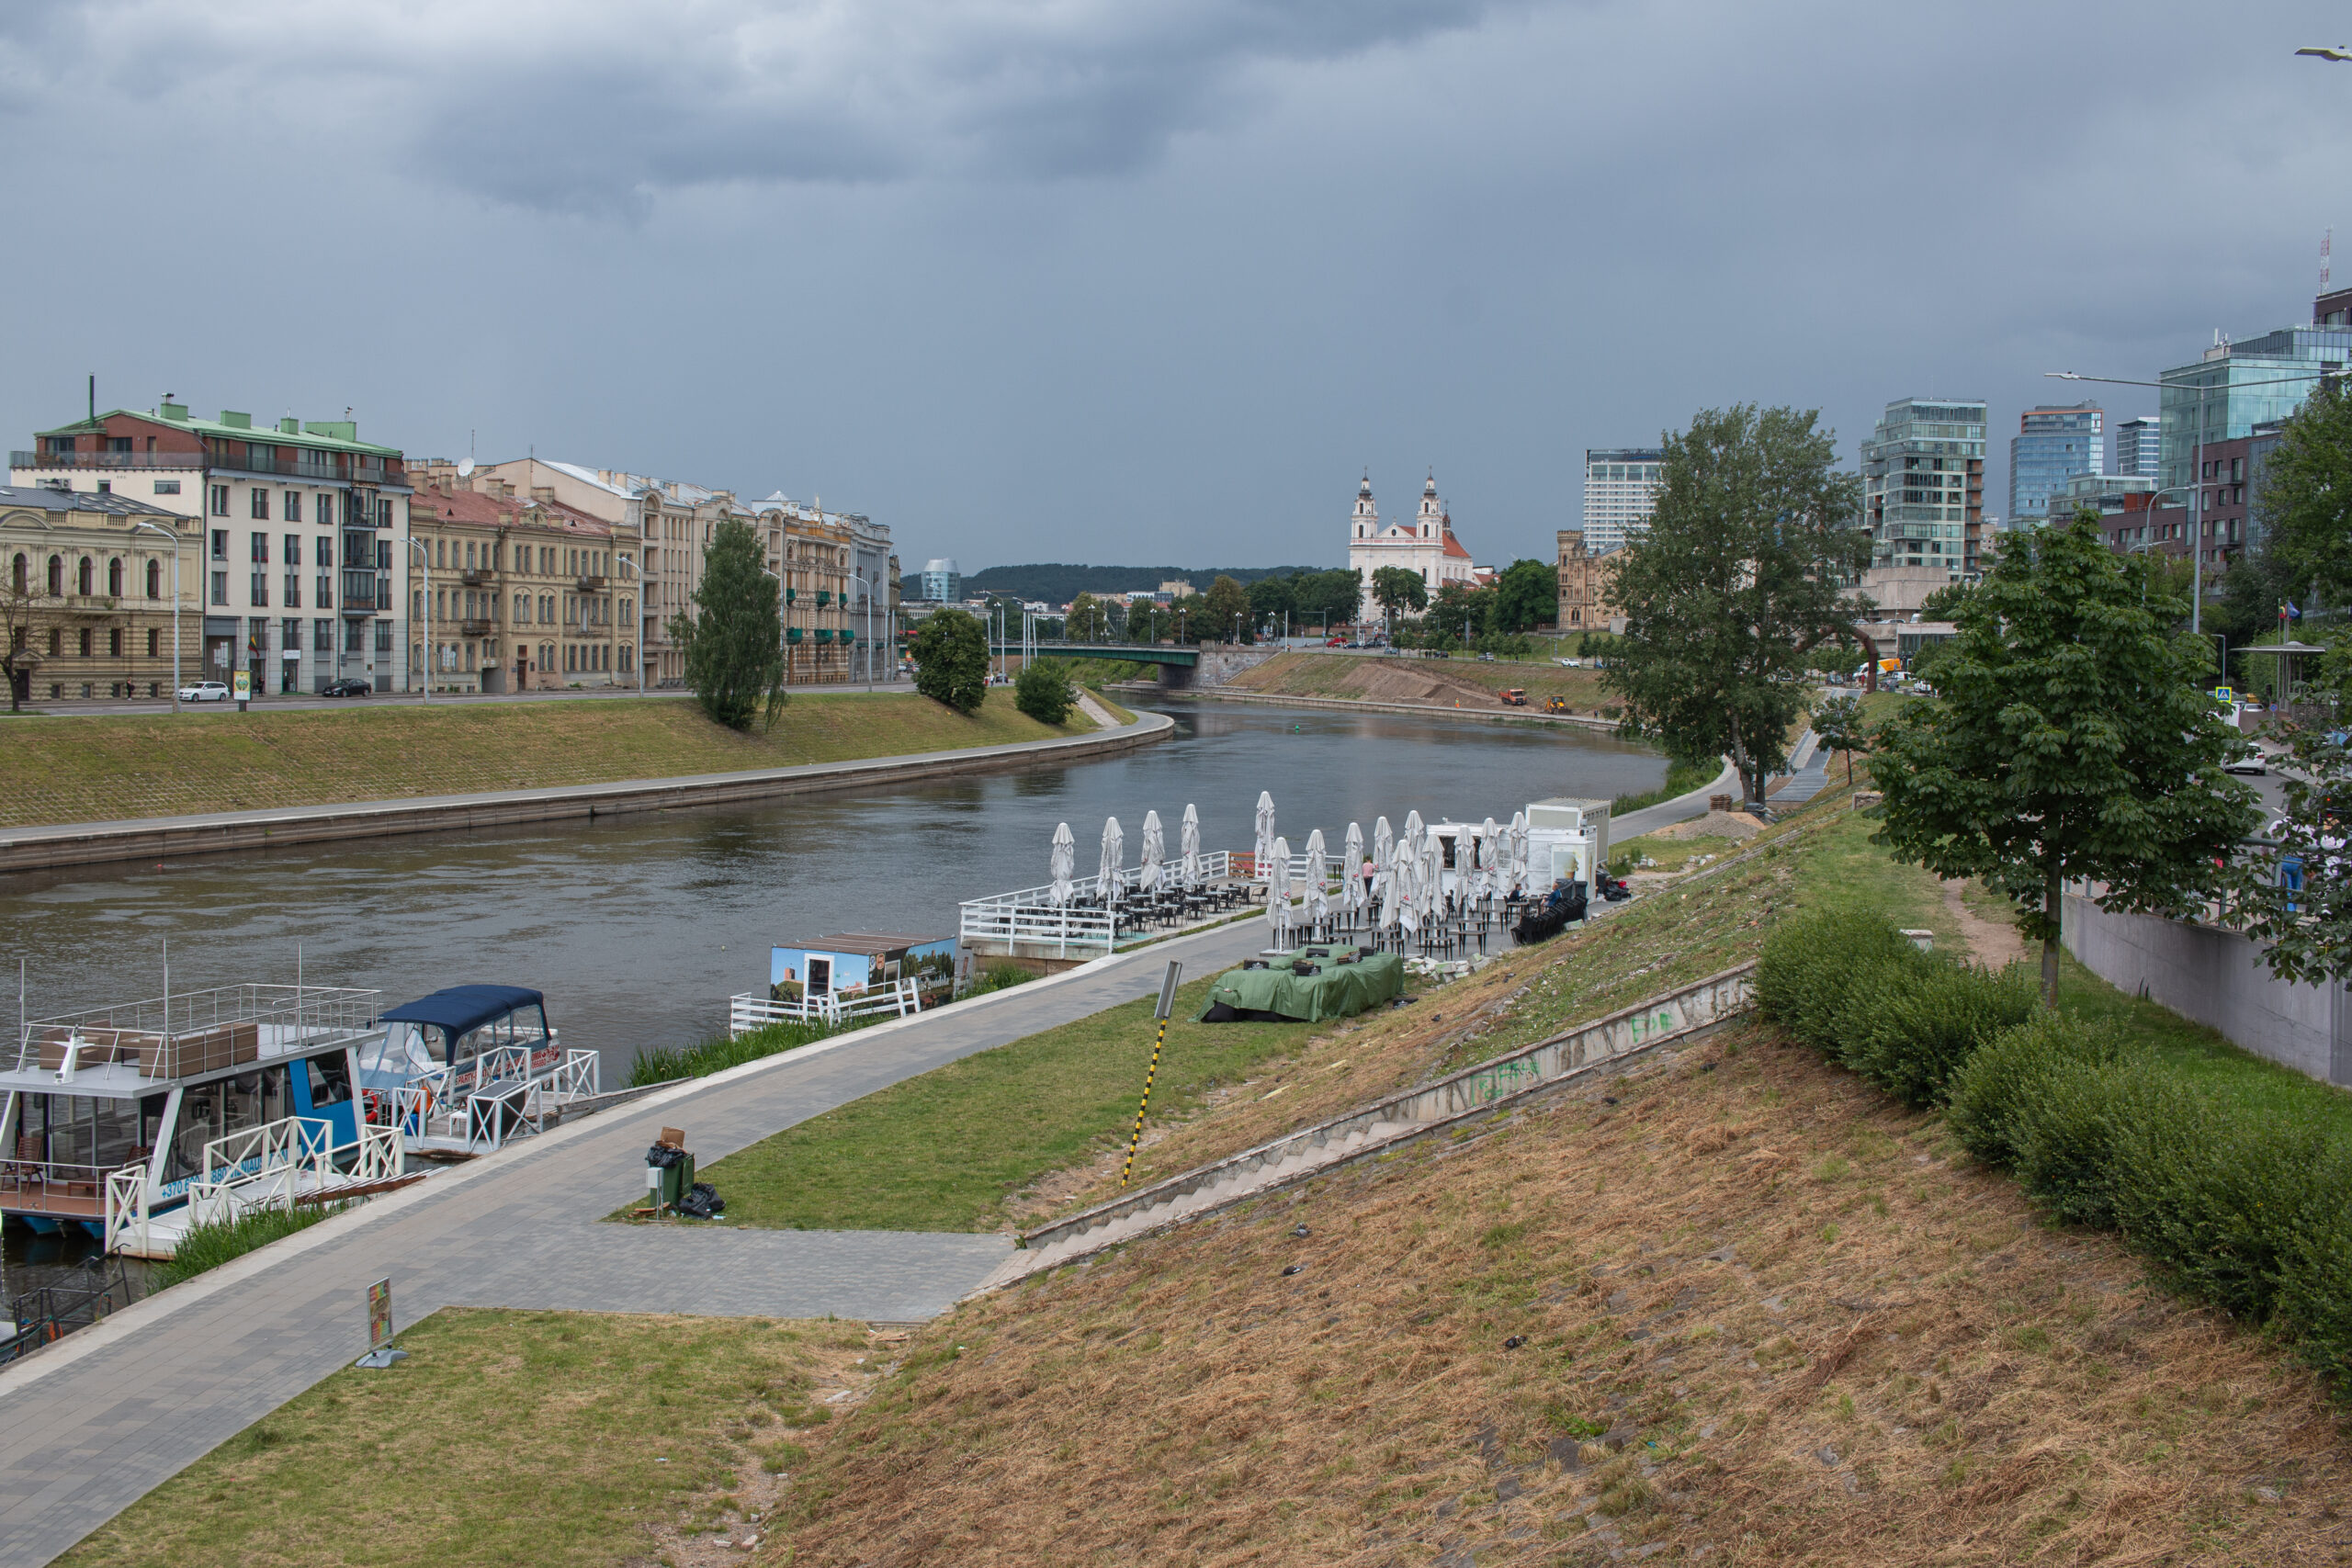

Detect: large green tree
[1013, 656, 1076, 725]
[909, 607, 989, 714]
[1872, 510, 2258, 1004]
[2259, 376, 2352, 602]
[1199, 574, 1251, 643]
[669, 517, 785, 731]
[1065, 592, 1108, 642]
[1492, 558, 1557, 634]
[1369, 566, 1428, 627]
[1601, 404, 1871, 807]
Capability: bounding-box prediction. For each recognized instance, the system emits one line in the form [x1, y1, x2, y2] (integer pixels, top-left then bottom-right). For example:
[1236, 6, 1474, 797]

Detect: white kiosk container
[1524, 796, 1611, 896]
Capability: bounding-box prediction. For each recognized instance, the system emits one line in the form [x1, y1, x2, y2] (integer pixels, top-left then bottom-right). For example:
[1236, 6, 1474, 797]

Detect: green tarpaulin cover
[1196, 945, 1406, 1023]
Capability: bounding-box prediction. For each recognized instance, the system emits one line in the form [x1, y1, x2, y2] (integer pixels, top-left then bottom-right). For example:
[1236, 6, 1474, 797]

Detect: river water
[0, 703, 1660, 1079]
[0, 701, 1659, 1301]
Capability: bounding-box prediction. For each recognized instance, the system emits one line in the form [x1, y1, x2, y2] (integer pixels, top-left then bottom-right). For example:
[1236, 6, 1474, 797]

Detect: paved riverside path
[0, 916, 1272, 1567]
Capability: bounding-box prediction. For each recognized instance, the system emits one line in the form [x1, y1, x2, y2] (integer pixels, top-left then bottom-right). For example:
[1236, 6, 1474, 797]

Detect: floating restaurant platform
[956, 852, 1259, 973]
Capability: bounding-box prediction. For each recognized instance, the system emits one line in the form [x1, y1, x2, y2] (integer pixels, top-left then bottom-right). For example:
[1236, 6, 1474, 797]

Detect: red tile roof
[414, 483, 612, 537]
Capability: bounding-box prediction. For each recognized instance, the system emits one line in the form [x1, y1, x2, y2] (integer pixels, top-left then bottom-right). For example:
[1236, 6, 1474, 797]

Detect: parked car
[2222, 745, 2268, 776]
[177, 680, 230, 703]
[1325, 637, 1348, 647]
[321, 678, 373, 698]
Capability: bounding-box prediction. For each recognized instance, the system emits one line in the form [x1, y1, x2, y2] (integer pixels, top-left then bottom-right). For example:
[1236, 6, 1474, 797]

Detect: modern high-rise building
[2008, 403, 2103, 527]
[2111, 416, 2160, 479]
[1859, 399, 1986, 576]
[1580, 449, 1662, 557]
[919, 559, 959, 604]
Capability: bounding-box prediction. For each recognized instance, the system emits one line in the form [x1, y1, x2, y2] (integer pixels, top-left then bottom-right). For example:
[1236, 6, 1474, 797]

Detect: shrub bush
[1833, 958, 2037, 1108]
[1014, 658, 1077, 725]
[626, 1019, 839, 1089]
[1769, 907, 2352, 1393]
[1755, 908, 1918, 1054]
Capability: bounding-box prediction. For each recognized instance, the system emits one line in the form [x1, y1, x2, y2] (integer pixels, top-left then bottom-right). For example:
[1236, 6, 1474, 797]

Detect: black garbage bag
[646, 1145, 686, 1168]
[1202, 1000, 1242, 1022]
[675, 1181, 726, 1219]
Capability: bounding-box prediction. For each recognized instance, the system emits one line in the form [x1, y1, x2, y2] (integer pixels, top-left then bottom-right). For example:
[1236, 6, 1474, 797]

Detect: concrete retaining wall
[1155, 687, 1619, 732]
[0, 711, 1175, 876]
[2061, 891, 2352, 1088]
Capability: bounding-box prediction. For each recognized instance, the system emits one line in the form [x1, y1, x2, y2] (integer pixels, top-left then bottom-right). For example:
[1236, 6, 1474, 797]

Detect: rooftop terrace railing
[11, 984, 381, 1079]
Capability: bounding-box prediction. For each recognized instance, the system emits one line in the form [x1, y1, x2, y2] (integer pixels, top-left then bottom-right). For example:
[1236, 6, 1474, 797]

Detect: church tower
[1418, 473, 1444, 539]
[1352, 473, 1378, 540]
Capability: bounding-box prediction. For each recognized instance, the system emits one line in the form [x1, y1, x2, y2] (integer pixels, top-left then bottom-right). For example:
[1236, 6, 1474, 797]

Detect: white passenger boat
[0, 981, 602, 1259]
[0, 985, 401, 1259]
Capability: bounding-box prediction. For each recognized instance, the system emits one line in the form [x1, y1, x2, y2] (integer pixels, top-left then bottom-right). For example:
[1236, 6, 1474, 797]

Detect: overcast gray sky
[5, 0, 2346, 571]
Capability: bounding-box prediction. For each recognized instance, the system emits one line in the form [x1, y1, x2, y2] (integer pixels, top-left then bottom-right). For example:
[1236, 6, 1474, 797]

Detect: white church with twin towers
[1345, 472, 1478, 624]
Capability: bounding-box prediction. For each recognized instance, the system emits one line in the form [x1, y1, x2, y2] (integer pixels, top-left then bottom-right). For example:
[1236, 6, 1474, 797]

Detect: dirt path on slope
[1942, 876, 2027, 969]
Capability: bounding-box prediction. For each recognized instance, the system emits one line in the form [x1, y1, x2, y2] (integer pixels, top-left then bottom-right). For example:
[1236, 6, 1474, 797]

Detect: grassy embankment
[0, 690, 1095, 829]
[78, 785, 2352, 1565]
[53, 1310, 873, 1568]
[1225, 649, 1608, 709]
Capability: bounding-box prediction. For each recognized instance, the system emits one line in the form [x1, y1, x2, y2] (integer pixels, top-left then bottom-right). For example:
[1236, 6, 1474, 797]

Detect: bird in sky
[2297, 45, 2352, 61]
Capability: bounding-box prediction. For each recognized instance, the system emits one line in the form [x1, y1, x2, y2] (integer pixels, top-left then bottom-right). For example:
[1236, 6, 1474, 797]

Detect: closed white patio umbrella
[1139, 810, 1165, 894]
[1100, 816, 1125, 901]
[1267, 834, 1294, 942]
[1372, 816, 1394, 902]
[1304, 828, 1329, 931]
[1507, 810, 1530, 897]
[1253, 791, 1276, 884]
[1393, 836, 1419, 935]
[1049, 822, 1076, 908]
[1341, 821, 1367, 916]
[1180, 804, 1203, 888]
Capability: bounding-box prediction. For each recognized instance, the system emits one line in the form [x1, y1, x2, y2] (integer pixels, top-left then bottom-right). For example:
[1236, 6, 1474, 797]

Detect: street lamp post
[2045, 367, 2334, 635]
[408, 537, 430, 703]
[129, 519, 181, 711]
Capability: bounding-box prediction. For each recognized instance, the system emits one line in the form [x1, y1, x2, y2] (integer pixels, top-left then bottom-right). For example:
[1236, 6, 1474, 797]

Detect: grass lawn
[689, 976, 1325, 1233]
[53, 1308, 868, 1568]
[0, 689, 1096, 829]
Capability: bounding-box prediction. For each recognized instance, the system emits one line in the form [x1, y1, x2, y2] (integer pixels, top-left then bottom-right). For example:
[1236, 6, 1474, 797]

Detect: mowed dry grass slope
[1225, 651, 1611, 713]
[775, 1025, 2352, 1568]
[0, 690, 1094, 828]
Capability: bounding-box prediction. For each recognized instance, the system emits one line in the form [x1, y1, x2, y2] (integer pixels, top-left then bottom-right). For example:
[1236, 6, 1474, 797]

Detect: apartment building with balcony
[11, 400, 410, 694]
[467, 458, 660, 680]
[406, 462, 634, 692]
[2, 487, 199, 703]
[1860, 398, 1986, 577]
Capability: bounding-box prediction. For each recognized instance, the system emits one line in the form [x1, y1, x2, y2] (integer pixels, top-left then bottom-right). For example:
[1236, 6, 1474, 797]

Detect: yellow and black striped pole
[1122, 962, 1182, 1190]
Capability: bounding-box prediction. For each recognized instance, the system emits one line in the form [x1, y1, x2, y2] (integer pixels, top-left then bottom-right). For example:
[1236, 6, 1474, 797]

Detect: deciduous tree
[1014, 656, 1076, 725]
[1872, 510, 2258, 1005]
[1602, 403, 1872, 807]
[1493, 558, 1557, 634]
[909, 607, 989, 714]
[669, 518, 785, 731]
[1369, 566, 1428, 627]
[1199, 575, 1251, 644]
[2260, 377, 2352, 602]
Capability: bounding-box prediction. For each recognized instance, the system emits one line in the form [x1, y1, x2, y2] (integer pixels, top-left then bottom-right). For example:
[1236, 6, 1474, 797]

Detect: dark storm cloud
[2, 0, 1522, 213]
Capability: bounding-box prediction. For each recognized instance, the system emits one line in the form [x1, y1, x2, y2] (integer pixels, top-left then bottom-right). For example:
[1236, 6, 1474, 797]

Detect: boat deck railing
[10, 984, 382, 1079]
[377, 1046, 603, 1156]
[958, 852, 1254, 958]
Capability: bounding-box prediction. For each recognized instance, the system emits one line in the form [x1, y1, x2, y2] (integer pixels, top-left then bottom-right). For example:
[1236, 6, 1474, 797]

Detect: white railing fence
[729, 978, 922, 1039]
[103, 1167, 149, 1255]
[464, 1080, 539, 1154]
[186, 1114, 334, 1227]
[353, 1120, 404, 1183]
[542, 1049, 602, 1102]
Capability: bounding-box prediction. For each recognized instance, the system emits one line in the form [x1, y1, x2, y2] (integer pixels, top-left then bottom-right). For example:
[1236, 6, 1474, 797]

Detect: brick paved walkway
[0, 918, 1270, 1566]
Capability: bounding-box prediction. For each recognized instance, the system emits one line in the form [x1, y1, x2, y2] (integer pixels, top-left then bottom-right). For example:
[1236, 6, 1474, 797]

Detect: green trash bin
[652, 1152, 695, 1211]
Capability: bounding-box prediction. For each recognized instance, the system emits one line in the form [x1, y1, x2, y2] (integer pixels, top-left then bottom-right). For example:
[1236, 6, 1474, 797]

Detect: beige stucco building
[3, 486, 201, 703]
[1555, 527, 1623, 633]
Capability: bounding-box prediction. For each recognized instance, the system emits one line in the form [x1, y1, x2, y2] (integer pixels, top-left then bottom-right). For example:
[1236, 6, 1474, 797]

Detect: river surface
[0, 703, 1660, 1080]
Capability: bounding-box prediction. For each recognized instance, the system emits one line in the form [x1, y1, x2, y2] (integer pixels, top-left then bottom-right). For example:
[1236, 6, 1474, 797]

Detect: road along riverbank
[0, 706, 1171, 875]
[1126, 683, 1619, 731]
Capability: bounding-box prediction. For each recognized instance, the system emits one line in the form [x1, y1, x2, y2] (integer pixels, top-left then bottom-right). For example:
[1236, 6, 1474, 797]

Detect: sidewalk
[0, 915, 1272, 1566]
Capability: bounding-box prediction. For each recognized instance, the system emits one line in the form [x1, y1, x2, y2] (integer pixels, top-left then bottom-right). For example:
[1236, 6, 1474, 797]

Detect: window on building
[250, 488, 269, 520]
[285, 573, 300, 608]
[376, 620, 391, 654]
[314, 619, 334, 654]
[76, 557, 93, 595]
[211, 571, 228, 605]
[345, 619, 365, 654]
[146, 558, 161, 598]
[147, 627, 159, 657]
[318, 492, 335, 528]
[435, 539, 447, 570]
[284, 491, 301, 523]
[284, 535, 300, 568]
[45, 556, 61, 595]
[108, 628, 122, 657]
[154, 479, 181, 496]
[46, 628, 59, 657]
[210, 529, 227, 561]
[250, 532, 268, 564]
[318, 536, 333, 569]
[107, 558, 122, 596]
[209, 484, 230, 516]
[251, 572, 267, 606]
[78, 627, 91, 657]
[316, 574, 332, 609]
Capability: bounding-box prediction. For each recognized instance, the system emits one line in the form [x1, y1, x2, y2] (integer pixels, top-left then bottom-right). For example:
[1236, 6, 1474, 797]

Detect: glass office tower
[2111, 416, 2159, 479]
[2007, 403, 2103, 528]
